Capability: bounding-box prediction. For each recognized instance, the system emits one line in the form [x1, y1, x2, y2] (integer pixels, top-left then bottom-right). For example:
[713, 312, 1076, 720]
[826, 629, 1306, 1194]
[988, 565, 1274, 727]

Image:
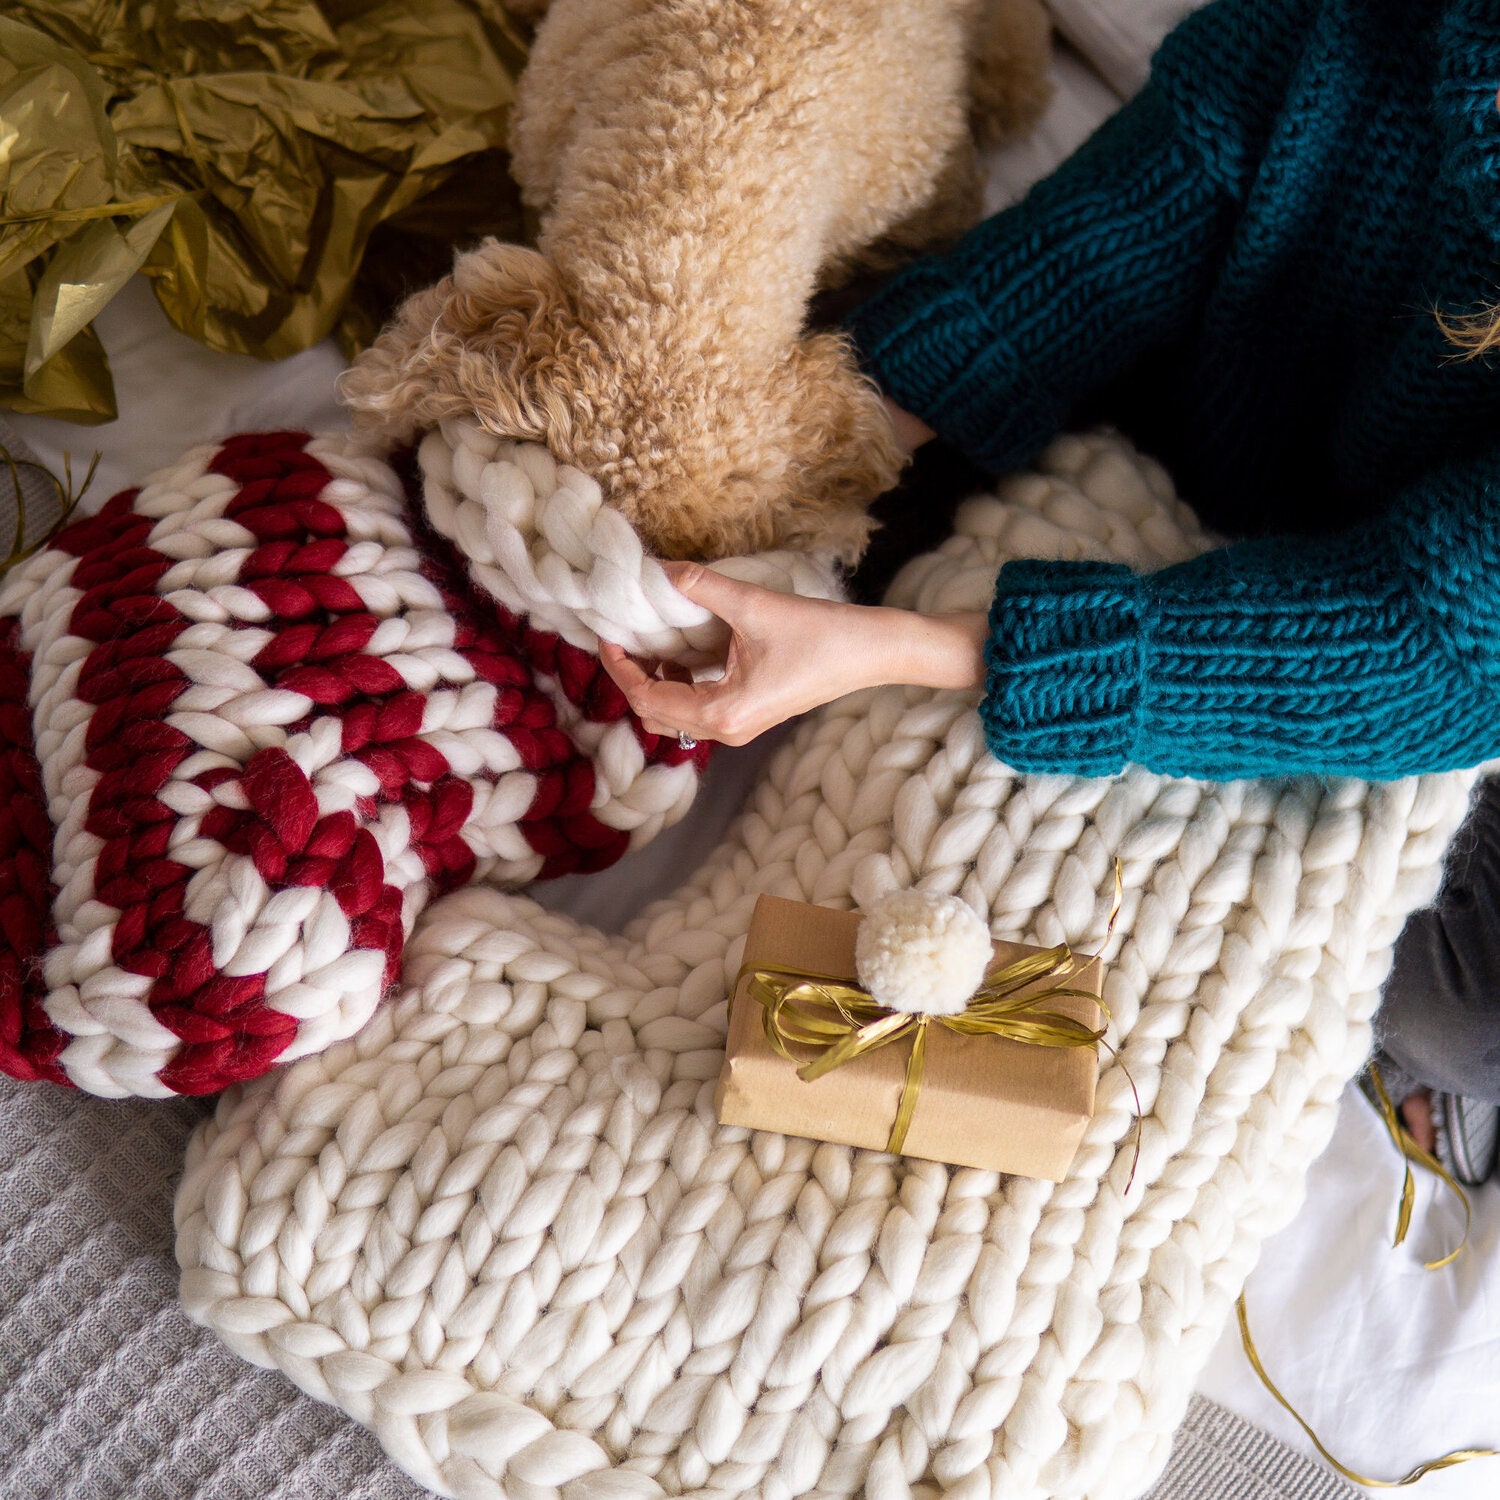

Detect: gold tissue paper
[0, 1, 529, 422]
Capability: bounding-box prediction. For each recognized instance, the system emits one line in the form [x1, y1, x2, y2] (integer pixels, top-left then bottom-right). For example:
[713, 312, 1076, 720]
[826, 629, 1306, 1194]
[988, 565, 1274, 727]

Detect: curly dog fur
[341, 0, 1051, 562]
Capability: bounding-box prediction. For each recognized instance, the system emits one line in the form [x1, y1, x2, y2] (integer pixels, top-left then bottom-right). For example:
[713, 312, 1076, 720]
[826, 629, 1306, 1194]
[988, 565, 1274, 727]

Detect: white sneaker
[1434, 1090, 1500, 1187]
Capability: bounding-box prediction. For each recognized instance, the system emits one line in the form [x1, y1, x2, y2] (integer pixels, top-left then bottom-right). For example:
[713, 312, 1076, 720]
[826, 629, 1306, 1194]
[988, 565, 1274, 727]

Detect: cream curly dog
[341, 0, 1051, 562]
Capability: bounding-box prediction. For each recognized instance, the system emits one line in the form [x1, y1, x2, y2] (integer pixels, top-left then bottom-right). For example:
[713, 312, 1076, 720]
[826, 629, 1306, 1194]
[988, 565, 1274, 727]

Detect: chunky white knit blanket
[175, 432, 1477, 1500]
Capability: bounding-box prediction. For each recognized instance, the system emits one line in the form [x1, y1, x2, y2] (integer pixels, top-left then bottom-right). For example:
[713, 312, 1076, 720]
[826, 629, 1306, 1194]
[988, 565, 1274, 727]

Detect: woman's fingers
[599, 643, 697, 702]
[600, 640, 721, 738]
[600, 569, 782, 745]
[598, 641, 654, 695]
[660, 560, 769, 626]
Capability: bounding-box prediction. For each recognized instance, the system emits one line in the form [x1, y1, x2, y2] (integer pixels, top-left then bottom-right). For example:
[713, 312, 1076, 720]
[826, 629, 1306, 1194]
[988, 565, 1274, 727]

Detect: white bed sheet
[11, 7, 1500, 1490]
[1199, 1086, 1500, 1496]
[13, 275, 350, 507]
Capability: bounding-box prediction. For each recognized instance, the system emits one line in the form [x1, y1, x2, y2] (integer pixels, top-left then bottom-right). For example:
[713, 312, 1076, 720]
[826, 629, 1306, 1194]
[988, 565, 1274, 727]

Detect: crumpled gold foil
[0, 1, 527, 422]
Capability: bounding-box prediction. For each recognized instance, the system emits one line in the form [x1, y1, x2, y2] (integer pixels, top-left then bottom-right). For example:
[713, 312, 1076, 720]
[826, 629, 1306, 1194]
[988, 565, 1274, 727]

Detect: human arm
[605, 455, 1500, 781]
[846, 0, 1310, 474]
[597, 564, 987, 745]
[986, 453, 1500, 780]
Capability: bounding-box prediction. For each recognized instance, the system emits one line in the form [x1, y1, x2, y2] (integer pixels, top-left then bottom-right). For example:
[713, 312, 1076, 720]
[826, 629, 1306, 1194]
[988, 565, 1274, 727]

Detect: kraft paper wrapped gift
[715, 894, 1103, 1180]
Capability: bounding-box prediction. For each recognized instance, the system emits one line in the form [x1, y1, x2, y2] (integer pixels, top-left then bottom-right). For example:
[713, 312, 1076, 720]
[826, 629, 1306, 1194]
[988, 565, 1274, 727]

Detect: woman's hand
[884, 397, 936, 455]
[599, 562, 987, 746]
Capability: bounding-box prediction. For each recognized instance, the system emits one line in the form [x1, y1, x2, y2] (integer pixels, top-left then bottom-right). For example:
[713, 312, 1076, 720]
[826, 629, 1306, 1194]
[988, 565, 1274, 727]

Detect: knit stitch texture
[848, 0, 1500, 781]
[0, 431, 710, 1096]
[0, 425, 845, 1098]
[175, 431, 1479, 1500]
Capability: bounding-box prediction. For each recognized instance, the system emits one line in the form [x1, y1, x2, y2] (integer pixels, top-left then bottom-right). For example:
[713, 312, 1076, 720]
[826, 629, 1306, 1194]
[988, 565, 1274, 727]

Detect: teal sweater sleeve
[846, 79, 1237, 474]
[983, 456, 1500, 780]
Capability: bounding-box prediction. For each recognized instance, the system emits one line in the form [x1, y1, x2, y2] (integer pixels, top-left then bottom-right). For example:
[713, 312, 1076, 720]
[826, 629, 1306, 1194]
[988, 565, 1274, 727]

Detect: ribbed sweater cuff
[981, 560, 1146, 776]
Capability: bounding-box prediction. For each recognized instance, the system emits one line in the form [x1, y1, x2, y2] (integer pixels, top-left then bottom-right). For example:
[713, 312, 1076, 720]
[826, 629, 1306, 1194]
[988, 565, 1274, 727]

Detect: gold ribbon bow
[735, 869, 1139, 1184]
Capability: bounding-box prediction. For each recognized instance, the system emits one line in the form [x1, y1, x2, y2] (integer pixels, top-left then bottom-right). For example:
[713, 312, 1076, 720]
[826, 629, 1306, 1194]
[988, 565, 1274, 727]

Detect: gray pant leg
[1376, 778, 1500, 1104]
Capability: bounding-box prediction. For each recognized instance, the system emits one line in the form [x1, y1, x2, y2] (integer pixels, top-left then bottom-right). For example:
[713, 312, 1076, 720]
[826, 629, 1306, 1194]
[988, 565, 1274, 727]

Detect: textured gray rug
[0, 1077, 1358, 1500]
[0, 1081, 424, 1500]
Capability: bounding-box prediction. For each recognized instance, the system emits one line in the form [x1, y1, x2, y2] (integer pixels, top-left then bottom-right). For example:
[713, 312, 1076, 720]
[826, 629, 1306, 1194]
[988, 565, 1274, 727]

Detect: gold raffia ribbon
[1236, 1293, 1497, 1486]
[1365, 1062, 1471, 1270]
[1234, 1063, 1494, 1486]
[735, 866, 1141, 1184]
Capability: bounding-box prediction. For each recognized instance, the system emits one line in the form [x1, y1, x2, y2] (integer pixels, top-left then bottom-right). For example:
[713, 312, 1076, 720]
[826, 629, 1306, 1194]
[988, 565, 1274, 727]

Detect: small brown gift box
[714, 894, 1102, 1179]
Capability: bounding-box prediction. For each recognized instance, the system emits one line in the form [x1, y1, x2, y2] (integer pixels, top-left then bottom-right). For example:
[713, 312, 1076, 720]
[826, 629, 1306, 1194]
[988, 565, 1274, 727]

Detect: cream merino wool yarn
[421, 419, 844, 660]
[175, 431, 1479, 1500]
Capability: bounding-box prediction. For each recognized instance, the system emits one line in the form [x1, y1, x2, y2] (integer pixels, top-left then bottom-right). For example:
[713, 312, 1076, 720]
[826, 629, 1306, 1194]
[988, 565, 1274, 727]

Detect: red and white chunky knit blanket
[0, 426, 835, 1098]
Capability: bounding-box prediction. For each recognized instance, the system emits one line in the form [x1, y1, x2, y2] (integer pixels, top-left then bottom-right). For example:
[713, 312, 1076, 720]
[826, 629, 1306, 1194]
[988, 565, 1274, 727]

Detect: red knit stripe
[212, 430, 321, 483]
[50, 489, 145, 562]
[150, 436, 411, 1091]
[509, 608, 709, 871]
[54, 434, 404, 1093]
[408, 506, 707, 876]
[64, 501, 197, 969]
[0, 618, 70, 1086]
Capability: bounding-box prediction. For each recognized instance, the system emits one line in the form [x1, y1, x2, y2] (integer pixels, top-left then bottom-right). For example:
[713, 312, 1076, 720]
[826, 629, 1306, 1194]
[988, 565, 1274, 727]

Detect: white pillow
[983, 42, 1124, 214]
[1046, 0, 1210, 98]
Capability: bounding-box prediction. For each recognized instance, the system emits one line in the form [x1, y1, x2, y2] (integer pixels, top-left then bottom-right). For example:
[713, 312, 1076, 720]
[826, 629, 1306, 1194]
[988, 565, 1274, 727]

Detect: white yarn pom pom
[854, 890, 993, 1016]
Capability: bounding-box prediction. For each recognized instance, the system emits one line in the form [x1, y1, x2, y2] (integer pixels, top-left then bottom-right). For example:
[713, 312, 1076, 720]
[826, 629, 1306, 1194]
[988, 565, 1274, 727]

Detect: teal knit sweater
[848, 0, 1500, 781]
